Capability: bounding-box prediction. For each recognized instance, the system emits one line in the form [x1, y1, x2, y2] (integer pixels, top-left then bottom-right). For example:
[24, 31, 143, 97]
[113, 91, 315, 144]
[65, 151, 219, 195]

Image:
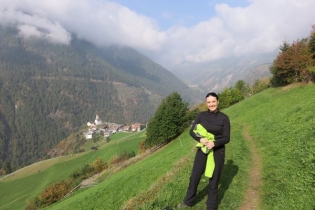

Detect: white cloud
[16, 17, 71, 44]
[0, 0, 314, 70]
[0, 0, 166, 48]
[0, 2, 71, 44]
[155, 0, 315, 68]
[213, 0, 313, 55]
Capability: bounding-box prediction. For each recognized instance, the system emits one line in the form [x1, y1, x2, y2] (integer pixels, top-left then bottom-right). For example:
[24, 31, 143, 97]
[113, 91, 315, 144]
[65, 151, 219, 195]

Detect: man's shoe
[177, 203, 191, 208]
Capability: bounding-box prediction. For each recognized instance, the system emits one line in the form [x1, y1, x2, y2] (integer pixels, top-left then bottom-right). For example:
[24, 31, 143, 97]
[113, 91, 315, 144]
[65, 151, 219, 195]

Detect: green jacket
[193, 124, 215, 178]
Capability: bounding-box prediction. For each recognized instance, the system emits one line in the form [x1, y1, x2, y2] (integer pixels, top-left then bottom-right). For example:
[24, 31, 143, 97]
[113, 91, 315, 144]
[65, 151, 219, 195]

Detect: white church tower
[94, 113, 102, 125]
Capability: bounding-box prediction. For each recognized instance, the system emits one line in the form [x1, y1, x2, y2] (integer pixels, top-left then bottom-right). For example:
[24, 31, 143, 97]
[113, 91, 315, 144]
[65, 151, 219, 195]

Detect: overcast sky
[1, 0, 315, 70]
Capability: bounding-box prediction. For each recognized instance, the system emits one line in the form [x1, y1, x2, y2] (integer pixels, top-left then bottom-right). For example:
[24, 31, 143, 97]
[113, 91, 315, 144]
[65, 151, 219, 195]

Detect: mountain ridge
[172, 52, 277, 92]
[0, 26, 200, 171]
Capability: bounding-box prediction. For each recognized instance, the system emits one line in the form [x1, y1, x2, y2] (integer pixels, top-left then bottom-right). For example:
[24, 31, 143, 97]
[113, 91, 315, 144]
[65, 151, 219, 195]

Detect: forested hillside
[0, 26, 199, 172]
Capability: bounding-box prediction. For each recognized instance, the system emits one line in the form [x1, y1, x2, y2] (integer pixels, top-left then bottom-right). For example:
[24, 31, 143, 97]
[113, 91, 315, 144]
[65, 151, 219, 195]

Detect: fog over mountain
[1, 0, 314, 91]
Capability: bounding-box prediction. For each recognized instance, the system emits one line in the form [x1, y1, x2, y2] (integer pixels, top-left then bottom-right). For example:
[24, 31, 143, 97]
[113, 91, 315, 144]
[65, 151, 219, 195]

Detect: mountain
[0, 26, 200, 171]
[172, 52, 278, 92]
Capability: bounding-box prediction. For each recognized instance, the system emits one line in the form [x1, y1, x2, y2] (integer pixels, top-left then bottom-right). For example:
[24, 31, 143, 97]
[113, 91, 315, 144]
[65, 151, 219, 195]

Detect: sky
[0, 0, 315, 70]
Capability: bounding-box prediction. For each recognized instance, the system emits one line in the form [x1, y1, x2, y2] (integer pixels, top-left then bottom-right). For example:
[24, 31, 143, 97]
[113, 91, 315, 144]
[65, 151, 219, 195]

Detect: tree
[279, 40, 290, 52]
[218, 88, 232, 109]
[229, 88, 244, 105]
[251, 78, 270, 94]
[145, 92, 188, 147]
[218, 87, 244, 109]
[234, 80, 250, 97]
[309, 24, 315, 59]
[270, 39, 315, 86]
[2, 161, 12, 174]
[234, 80, 249, 96]
[307, 28, 315, 75]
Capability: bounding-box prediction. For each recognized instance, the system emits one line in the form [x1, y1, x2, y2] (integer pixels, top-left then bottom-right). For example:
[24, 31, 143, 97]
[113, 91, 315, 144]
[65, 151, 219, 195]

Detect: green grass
[45, 120, 251, 209]
[80, 131, 141, 152]
[0, 154, 84, 182]
[1, 84, 315, 210]
[224, 84, 315, 209]
[0, 131, 142, 210]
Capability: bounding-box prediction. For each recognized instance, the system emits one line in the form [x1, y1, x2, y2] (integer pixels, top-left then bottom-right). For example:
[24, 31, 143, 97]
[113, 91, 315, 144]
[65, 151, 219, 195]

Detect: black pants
[183, 147, 225, 210]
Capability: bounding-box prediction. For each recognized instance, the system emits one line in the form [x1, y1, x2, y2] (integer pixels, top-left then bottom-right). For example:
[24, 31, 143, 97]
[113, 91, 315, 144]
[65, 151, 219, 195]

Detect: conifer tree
[309, 25, 315, 59]
[145, 92, 188, 147]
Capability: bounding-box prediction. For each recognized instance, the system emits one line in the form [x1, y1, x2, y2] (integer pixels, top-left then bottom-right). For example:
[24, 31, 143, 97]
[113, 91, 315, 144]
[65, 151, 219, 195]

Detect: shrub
[39, 179, 72, 207]
[25, 179, 72, 209]
[92, 157, 108, 173]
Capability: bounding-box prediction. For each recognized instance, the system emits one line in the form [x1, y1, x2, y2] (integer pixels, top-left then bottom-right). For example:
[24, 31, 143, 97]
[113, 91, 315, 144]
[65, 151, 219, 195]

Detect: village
[84, 114, 145, 140]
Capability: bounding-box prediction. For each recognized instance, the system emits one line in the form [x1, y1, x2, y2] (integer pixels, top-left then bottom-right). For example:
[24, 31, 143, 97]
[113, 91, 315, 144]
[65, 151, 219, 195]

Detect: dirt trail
[239, 126, 262, 210]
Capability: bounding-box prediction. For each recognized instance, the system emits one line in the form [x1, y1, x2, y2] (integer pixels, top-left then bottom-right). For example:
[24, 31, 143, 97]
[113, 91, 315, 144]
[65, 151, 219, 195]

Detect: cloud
[0, 0, 166, 48]
[0, 0, 314, 70]
[0, 3, 71, 44]
[156, 0, 315, 68]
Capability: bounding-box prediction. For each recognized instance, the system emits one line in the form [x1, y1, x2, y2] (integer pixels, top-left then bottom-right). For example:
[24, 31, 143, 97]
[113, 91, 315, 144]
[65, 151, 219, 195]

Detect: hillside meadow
[1, 83, 315, 210]
[0, 132, 145, 210]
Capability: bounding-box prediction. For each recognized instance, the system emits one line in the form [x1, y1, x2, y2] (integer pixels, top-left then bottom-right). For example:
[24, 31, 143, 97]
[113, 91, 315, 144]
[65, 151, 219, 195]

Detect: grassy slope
[46, 128, 250, 210]
[1, 84, 314, 210]
[45, 110, 251, 208]
[46, 84, 314, 210]
[226, 83, 315, 210]
[0, 132, 144, 210]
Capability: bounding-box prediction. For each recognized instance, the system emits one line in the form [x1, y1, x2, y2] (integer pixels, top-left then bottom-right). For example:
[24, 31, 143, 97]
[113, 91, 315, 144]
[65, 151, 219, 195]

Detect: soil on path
[239, 126, 262, 210]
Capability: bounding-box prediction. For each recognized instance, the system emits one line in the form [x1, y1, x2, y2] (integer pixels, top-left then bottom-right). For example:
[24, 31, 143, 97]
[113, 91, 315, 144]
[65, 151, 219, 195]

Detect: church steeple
[95, 113, 102, 125]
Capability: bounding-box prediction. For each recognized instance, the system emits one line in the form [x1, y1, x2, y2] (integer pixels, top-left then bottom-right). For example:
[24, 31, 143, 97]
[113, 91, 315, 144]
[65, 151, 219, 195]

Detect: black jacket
[190, 109, 230, 149]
